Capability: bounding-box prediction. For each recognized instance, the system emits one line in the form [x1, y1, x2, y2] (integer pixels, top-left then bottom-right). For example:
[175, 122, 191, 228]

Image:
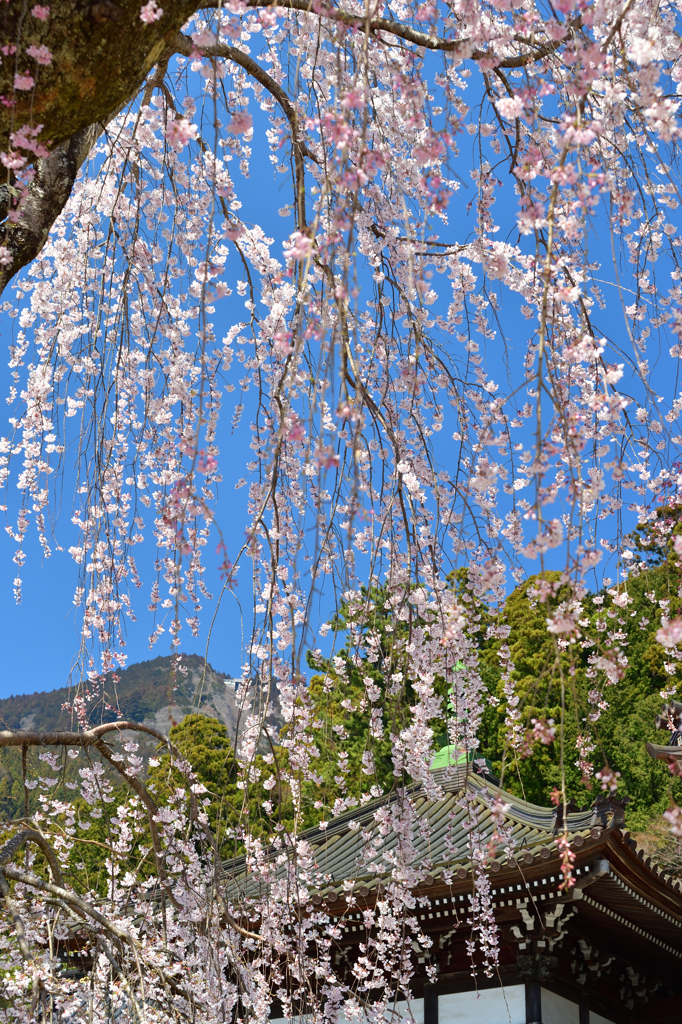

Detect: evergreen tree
[149, 713, 295, 851]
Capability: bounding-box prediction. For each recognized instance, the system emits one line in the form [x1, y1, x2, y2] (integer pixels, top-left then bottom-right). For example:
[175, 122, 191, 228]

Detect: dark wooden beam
[579, 995, 589, 1024]
[526, 981, 542, 1024]
[423, 984, 438, 1024]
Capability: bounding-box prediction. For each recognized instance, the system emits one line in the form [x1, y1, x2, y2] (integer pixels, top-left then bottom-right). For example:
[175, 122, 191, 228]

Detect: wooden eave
[220, 769, 682, 996]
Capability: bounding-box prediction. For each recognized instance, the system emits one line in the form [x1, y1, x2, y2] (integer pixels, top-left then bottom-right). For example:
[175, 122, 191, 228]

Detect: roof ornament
[553, 795, 629, 833]
[590, 794, 630, 830]
[429, 662, 495, 778]
[552, 798, 582, 834]
[646, 700, 682, 764]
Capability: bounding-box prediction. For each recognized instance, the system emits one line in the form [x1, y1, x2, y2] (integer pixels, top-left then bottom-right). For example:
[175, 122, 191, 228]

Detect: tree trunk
[0, 0, 199, 154]
[0, 0, 203, 292]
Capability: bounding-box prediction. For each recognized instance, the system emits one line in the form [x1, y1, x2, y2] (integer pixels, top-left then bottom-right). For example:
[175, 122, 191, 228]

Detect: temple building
[258, 764, 682, 1024]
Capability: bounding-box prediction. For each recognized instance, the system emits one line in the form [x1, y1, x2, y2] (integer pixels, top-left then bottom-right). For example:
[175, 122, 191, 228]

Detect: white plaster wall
[270, 999, 424, 1024]
[540, 989, 579, 1024]
[272, 988, 528, 1024]
[439, 986, 526, 1024]
[388, 999, 424, 1024]
[589, 1013, 617, 1024]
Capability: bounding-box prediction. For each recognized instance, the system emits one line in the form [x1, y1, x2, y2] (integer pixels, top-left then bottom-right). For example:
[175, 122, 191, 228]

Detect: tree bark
[0, 0, 209, 294]
[0, 126, 98, 293]
[0, 0, 201, 154]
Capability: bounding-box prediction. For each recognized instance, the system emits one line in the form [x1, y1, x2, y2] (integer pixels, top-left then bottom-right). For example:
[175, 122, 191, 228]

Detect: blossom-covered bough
[2, 0, 682, 1015]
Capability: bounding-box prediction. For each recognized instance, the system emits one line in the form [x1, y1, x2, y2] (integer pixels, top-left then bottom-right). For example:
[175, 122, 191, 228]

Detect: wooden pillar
[423, 983, 438, 1024]
[578, 996, 589, 1024]
[525, 981, 542, 1024]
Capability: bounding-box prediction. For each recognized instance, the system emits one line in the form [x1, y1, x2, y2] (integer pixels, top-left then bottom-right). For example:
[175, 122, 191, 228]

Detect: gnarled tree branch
[0, 720, 175, 748]
[0, 828, 64, 887]
[203, 0, 578, 66]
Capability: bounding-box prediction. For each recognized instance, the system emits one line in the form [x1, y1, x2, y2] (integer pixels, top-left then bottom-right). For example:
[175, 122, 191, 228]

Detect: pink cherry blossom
[657, 616, 682, 648]
[26, 43, 52, 65]
[595, 767, 621, 793]
[228, 111, 253, 134]
[664, 805, 682, 837]
[165, 117, 198, 148]
[496, 96, 524, 119]
[531, 718, 556, 745]
[191, 28, 217, 47]
[13, 73, 34, 91]
[0, 151, 26, 170]
[283, 231, 313, 261]
[30, 4, 49, 17]
[140, 0, 163, 22]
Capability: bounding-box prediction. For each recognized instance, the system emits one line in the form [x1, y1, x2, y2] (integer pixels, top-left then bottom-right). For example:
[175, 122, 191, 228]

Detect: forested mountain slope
[0, 654, 283, 819]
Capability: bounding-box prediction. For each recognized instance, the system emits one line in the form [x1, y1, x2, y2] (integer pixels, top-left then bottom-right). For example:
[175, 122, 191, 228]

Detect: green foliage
[150, 714, 240, 830]
[0, 749, 28, 821]
[479, 571, 585, 805]
[149, 713, 246, 856]
[3, 534, 682, 855]
[149, 714, 294, 853]
[301, 586, 438, 824]
[299, 547, 676, 836]
[477, 536, 682, 829]
[581, 508, 682, 828]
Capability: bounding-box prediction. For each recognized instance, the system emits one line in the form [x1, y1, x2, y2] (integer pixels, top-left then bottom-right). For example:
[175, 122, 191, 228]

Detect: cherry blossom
[228, 111, 253, 134]
[139, 0, 163, 23]
[657, 617, 682, 648]
[12, 74, 34, 91]
[165, 117, 198, 148]
[25, 44, 51, 65]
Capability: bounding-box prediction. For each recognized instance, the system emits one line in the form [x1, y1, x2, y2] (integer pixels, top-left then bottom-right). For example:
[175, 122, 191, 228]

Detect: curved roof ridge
[464, 772, 595, 832]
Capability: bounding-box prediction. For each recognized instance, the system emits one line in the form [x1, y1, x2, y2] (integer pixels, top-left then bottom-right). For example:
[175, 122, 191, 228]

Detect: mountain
[0, 654, 262, 739]
[0, 654, 283, 821]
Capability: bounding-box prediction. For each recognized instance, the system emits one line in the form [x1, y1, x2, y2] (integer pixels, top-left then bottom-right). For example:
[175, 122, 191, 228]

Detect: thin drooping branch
[95, 937, 148, 1024]
[172, 32, 317, 226]
[0, 0, 570, 297]
[0, 62, 172, 297]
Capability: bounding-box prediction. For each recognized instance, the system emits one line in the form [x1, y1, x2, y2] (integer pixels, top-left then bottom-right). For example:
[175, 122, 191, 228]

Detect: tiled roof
[306, 771, 595, 893]
[226, 769, 599, 898]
